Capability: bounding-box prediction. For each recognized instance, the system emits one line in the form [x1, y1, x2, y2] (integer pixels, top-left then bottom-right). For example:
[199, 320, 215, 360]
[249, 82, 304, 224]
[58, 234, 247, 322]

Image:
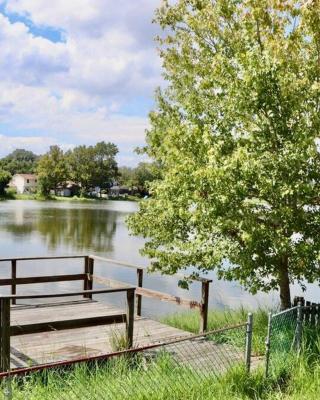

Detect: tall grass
[161, 307, 269, 355]
[3, 310, 320, 399]
[4, 352, 320, 400]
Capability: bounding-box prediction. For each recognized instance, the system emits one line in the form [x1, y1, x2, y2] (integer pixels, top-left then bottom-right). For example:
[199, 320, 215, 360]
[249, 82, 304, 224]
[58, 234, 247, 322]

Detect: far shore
[0, 193, 140, 203]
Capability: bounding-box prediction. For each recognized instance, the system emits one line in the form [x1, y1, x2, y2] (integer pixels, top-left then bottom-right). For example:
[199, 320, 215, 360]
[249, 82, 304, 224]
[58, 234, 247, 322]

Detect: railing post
[200, 281, 210, 333]
[83, 256, 94, 299]
[126, 288, 135, 348]
[136, 269, 143, 316]
[11, 260, 16, 305]
[265, 312, 272, 378]
[296, 301, 303, 352]
[245, 313, 253, 373]
[0, 297, 11, 373]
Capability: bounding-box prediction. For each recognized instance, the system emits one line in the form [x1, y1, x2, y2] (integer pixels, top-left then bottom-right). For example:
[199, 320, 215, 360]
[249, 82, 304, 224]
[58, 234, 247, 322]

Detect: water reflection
[0, 201, 117, 253]
[0, 200, 318, 313]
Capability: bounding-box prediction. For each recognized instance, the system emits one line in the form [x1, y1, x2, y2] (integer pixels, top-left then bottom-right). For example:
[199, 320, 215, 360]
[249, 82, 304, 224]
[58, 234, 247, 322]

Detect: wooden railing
[89, 255, 212, 333]
[0, 287, 135, 373]
[0, 254, 212, 333]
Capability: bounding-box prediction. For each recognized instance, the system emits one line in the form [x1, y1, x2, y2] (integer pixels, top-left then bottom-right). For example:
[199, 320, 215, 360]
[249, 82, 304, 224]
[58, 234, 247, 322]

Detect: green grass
[1, 192, 139, 202]
[161, 307, 269, 355]
[3, 310, 320, 399]
[4, 351, 320, 400]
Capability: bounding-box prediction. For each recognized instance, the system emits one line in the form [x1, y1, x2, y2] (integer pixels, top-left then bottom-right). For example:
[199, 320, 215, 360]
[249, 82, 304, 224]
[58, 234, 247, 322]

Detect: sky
[0, 0, 162, 166]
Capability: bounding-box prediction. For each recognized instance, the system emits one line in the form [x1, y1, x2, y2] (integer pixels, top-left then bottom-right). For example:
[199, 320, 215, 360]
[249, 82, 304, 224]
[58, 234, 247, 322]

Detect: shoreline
[0, 194, 140, 203]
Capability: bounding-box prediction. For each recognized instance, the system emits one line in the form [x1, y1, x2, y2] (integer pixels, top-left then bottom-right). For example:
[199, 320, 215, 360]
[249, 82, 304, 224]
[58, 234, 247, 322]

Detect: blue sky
[0, 0, 161, 165]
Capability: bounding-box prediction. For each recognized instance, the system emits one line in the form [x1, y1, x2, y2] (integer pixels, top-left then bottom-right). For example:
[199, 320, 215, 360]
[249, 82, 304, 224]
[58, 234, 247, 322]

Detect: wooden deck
[0, 254, 214, 373]
[9, 300, 192, 369]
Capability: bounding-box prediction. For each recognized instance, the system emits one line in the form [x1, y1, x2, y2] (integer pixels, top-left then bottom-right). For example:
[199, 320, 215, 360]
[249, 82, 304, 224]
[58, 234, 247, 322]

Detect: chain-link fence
[265, 306, 298, 377]
[0, 322, 250, 400]
[265, 302, 320, 377]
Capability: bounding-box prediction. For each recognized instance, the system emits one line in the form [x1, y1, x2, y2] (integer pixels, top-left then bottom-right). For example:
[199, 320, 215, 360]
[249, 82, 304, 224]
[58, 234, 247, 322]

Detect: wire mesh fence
[0, 322, 249, 400]
[265, 302, 320, 377]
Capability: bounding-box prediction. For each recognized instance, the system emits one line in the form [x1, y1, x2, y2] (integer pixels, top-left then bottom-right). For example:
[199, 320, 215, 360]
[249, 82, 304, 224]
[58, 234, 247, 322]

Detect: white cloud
[0, 83, 149, 142]
[2, 0, 161, 100]
[0, 134, 59, 155]
[0, 0, 162, 164]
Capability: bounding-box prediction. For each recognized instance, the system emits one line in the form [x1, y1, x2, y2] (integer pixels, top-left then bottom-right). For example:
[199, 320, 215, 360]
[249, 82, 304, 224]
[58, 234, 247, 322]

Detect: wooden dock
[0, 255, 212, 372]
[9, 299, 192, 369]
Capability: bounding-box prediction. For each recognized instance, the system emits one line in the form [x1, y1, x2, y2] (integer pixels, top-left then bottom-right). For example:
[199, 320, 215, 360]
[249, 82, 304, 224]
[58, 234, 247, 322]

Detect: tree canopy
[37, 146, 68, 195]
[67, 142, 118, 195]
[128, 0, 320, 309]
[118, 162, 162, 195]
[0, 149, 38, 175]
[0, 170, 11, 196]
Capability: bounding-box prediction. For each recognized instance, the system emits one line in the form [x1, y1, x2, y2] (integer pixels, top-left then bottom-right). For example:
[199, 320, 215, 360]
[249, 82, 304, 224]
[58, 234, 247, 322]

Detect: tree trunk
[279, 255, 291, 310]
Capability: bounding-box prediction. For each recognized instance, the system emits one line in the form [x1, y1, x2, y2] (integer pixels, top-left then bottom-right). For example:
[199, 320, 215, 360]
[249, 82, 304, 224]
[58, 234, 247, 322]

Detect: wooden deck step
[10, 317, 192, 369]
[5, 299, 193, 369]
[10, 300, 126, 335]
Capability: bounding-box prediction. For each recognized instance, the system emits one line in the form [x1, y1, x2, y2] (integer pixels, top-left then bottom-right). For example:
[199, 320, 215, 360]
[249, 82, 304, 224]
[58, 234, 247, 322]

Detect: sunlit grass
[4, 352, 320, 400]
[161, 307, 269, 355]
[3, 309, 320, 399]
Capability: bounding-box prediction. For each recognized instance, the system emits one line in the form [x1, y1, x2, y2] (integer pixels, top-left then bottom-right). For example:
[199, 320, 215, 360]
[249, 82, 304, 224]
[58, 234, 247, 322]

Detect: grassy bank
[161, 307, 269, 355]
[5, 351, 320, 399]
[0, 193, 140, 202]
[3, 309, 320, 399]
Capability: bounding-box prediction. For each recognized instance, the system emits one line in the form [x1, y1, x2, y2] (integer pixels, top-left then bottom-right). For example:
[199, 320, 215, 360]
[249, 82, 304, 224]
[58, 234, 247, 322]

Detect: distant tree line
[0, 149, 38, 195]
[37, 142, 119, 196]
[0, 149, 39, 175]
[0, 144, 161, 197]
[118, 162, 162, 196]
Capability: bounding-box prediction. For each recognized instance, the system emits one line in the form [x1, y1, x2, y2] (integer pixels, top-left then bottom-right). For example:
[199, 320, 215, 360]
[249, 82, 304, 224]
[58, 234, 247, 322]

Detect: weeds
[161, 307, 269, 355]
[2, 310, 320, 399]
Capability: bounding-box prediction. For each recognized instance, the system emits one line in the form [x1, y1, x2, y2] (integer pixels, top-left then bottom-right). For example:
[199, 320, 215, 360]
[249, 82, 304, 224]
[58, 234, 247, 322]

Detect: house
[9, 174, 38, 194]
[108, 185, 136, 197]
[56, 181, 80, 197]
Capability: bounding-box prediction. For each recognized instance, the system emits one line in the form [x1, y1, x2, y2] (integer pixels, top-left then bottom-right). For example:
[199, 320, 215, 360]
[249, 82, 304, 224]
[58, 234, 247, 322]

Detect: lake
[0, 200, 316, 317]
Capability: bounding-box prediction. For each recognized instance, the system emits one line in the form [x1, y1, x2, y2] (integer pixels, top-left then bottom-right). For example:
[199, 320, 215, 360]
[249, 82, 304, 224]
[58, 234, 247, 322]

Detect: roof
[13, 174, 37, 179]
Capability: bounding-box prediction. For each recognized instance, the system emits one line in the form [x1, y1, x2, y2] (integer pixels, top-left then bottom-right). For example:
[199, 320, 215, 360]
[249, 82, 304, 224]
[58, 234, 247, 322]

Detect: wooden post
[83, 256, 94, 299]
[311, 303, 316, 326]
[11, 260, 16, 305]
[136, 269, 143, 316]
[200, 281, 210, 333]
[0, 297, 11, 373]
[126, 288, 135, 348]
[306, 301, 311, 324]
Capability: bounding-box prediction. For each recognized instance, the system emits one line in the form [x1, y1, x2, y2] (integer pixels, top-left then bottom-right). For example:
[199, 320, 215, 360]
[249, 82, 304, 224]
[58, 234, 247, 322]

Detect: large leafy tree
[119, 162, 162, 195]
[0, 149, 38, 175]
[67, 142, 118, 195]
[37, 146, 69, 195]
[92, 142, 119, 190]
[0, 170, 11, 195]
[67, 145, 95, 195]
[128, 0, 320, 309]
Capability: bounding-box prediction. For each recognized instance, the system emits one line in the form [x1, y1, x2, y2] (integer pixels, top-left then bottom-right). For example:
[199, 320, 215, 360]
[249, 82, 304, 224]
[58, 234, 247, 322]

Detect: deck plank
[9, 300, 192, 369]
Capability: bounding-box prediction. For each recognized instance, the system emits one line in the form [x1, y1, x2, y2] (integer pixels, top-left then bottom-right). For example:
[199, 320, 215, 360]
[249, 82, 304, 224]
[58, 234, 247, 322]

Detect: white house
[9, 174, 38, 194]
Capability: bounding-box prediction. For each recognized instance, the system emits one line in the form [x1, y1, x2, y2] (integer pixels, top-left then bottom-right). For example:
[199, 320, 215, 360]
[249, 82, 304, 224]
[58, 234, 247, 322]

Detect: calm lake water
[0, 200, 317, 316]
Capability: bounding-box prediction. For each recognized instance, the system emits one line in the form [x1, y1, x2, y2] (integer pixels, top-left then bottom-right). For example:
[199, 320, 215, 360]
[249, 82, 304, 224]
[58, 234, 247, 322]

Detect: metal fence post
[265, 312, 272, 378]
[296, 301, 303, 352]
[245, 313, 253, 373]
